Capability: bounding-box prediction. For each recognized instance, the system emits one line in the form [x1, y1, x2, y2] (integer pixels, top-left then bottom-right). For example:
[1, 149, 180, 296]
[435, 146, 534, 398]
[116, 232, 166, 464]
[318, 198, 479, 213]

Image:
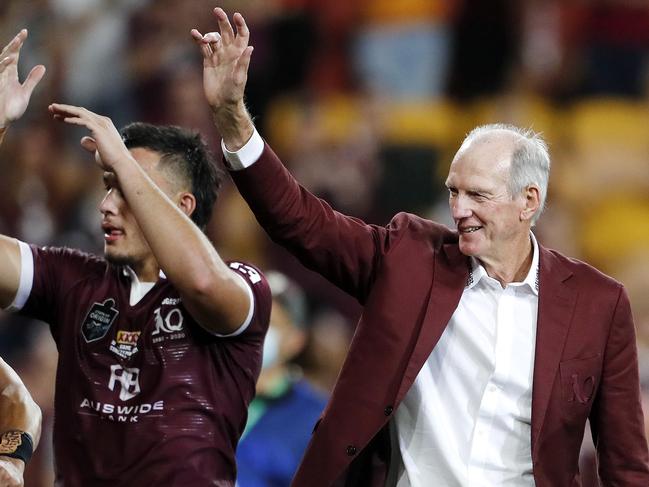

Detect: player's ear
[178, 192, 196, 218]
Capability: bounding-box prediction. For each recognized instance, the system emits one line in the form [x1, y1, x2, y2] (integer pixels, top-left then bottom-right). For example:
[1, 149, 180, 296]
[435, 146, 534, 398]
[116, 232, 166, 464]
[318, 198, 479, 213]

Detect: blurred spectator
[570, 0, 649, 98]
[448, 0, 521, 100]
[236, 271, 328, 487]
[298, 307, 352, 395]
[352, 0, 458, 99]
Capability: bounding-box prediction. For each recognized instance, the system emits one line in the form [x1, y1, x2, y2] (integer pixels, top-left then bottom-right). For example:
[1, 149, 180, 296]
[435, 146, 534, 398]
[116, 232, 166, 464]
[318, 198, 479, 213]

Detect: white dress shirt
[387, 234, 540, 487]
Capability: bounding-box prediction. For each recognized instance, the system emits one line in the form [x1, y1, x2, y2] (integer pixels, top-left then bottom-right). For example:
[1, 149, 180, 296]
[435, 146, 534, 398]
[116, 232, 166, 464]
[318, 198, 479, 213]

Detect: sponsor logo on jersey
[109, 330, 141, 359]
[81, 299, 119, 343]
[108, 364, 141, 401]
[230, 262, 262, 284]
[151, 306, 186, 344]
[161, 297, 181, 305]
[79, 398, 164, 423]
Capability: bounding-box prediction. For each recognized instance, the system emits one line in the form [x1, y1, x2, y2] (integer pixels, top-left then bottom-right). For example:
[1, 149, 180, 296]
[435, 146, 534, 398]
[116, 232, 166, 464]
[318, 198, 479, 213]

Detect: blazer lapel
[531, 247, 578, 454]
[397, 242, 468, 403]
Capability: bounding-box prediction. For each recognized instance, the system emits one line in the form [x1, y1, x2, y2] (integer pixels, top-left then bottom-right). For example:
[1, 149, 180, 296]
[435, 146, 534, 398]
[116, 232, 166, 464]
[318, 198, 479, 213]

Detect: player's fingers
[49, 103, 98, 123]
[1, 30, 26, 58]
[80, 136, 97, 153]
[52, 115, 86, 127]
[22, 64, 45, 95]
[0, 56, 11, 72]
[213, 8, 234, 43]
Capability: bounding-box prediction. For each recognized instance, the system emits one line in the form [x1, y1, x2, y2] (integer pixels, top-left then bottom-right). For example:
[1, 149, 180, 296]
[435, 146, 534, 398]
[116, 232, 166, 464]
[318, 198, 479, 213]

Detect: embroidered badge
[82, 299, 119, 343]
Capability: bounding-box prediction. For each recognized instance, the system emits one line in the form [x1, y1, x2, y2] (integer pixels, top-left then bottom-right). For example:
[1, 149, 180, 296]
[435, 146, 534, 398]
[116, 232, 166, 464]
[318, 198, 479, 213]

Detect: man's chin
[104, 250, 135, 268]
[458, 237, 481, 257]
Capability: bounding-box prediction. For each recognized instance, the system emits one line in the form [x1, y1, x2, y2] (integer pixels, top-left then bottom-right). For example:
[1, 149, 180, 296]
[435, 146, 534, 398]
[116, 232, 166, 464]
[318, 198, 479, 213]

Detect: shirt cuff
[221, 129, 264, 171]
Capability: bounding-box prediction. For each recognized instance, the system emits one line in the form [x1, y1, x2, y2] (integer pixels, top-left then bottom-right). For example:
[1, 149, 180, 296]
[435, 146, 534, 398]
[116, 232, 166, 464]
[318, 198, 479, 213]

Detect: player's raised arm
[0, 357, 41, 487]
[48, 103, 252, 335]
[0, 30, 45, 310]
[190, 8, 255, 151]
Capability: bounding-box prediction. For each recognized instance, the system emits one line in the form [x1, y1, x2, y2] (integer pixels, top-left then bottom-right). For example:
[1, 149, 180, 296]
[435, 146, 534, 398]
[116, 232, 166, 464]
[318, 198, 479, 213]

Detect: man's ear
[520, 185, 540, 222]
[178, 192, 197, 218]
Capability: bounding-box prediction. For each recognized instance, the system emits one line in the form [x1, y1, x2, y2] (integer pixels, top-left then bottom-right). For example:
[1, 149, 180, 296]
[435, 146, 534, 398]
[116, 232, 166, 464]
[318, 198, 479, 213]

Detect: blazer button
[346, 445, 357, 456]
[384, 406, 393, 416]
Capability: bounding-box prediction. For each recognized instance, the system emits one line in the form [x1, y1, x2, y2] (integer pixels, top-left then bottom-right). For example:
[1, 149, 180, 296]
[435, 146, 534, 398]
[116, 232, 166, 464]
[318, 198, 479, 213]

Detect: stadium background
[1, 0, 649, 485]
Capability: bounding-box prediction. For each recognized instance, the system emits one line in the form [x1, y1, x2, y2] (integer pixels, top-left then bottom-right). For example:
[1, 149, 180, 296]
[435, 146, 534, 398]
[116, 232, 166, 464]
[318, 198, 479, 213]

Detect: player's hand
[0, 30, 45, 129]
[0, 457, 24, 487]
[48, 104, 133, 171]
[190, 8, 253, 112]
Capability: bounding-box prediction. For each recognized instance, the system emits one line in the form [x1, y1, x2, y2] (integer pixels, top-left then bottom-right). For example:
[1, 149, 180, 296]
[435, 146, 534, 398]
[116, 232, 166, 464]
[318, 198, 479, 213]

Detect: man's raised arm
[0, 30, 45, 310]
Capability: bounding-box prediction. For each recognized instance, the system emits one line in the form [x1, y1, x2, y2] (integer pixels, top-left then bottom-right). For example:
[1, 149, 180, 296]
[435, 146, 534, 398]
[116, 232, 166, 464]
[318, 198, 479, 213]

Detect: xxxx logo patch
[110, 330, 141, 359]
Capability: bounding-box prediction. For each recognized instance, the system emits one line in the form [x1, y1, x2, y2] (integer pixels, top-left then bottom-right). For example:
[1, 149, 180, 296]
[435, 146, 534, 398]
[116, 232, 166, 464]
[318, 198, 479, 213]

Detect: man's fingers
[233, 12, 250, 46]
[202, 32, 221, 45]
[213, 7, 235, 43]
[190, 29, 214, 59]
[234, 46, 253, 86]
[22, 65, 45, 95]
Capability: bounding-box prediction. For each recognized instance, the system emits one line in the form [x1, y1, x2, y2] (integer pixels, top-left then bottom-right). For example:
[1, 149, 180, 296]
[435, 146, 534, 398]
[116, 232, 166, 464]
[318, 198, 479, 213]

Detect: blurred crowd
[1, 0, 649, 485]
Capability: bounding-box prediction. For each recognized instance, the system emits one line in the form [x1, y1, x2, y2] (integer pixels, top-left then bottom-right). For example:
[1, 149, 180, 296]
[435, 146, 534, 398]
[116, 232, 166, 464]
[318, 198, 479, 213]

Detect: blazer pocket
[559, 355, 601, 412]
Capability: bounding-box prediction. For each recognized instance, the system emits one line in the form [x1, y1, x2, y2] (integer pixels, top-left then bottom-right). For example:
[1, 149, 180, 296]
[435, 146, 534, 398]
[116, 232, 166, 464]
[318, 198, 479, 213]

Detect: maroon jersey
[17, 245, 271, 486]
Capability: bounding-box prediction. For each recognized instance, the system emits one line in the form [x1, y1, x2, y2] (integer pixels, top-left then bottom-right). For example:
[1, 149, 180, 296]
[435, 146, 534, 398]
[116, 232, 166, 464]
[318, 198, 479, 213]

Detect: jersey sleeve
[12, 243, 103, 329]
[208, 261, 271, 342]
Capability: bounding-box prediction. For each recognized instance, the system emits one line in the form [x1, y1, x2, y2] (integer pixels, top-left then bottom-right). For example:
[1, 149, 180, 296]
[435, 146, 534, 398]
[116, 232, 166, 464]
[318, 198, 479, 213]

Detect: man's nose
[99, 190, 118, 216]
[450, 195, 472, 220]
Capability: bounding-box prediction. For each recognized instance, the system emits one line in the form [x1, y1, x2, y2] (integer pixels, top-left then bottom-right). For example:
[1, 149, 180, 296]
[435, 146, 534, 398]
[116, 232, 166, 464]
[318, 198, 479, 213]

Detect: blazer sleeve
[590, 284, 649, 485]
[229, 142, 405, 304]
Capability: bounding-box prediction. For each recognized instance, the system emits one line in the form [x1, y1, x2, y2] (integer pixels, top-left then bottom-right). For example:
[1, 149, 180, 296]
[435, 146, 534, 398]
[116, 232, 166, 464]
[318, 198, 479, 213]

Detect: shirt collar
[122, 266, 166, 283]
[466, 232, 540, 295]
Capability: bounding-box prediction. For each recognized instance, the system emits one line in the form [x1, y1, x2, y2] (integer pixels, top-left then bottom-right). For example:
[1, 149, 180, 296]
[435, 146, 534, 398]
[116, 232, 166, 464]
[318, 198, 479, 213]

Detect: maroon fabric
[230, 142, 649, 487]
[20, 246, 271, 487]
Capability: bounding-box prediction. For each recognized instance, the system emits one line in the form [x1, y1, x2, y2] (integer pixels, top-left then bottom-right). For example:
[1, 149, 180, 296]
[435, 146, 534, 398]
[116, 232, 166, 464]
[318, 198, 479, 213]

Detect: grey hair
[460, 123, 550, 225]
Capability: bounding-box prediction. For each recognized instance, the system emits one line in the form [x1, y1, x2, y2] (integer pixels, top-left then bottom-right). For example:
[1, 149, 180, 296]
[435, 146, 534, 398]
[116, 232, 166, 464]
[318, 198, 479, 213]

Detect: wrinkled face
[445, 134, 528, 263]
[99, 148, 176, 270]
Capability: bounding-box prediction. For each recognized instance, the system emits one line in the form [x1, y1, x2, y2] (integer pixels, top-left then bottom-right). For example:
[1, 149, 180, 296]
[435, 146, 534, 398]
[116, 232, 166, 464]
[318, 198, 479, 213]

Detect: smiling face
[445, 132, 532, 266]
[99, 147, 179, 275]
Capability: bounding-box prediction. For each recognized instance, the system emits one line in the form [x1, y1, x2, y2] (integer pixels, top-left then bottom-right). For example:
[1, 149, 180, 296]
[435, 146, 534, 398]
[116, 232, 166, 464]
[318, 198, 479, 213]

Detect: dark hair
[120, 122, 224, 230]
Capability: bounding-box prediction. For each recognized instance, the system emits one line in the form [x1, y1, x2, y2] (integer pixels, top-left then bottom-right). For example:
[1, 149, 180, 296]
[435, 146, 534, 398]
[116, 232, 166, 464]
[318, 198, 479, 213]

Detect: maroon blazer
[231, 143, 649, 486]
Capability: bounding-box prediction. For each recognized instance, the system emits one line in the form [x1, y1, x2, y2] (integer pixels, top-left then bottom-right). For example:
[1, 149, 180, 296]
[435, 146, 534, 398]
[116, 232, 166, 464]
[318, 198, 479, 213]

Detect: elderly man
[192, 8, 649, 487]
